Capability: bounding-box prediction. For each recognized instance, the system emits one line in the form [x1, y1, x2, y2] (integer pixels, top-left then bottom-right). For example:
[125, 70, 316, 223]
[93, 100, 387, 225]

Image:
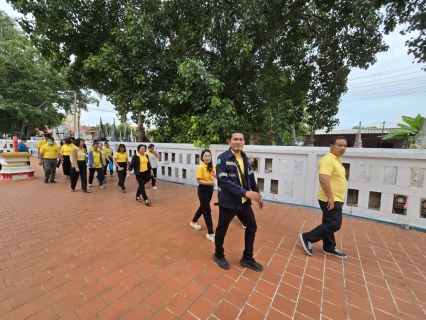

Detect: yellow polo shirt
[103, 147, 113, 159]
[231, 150, 248, 203]
[38, 139, 57, 149]
[40, 144, 60, 159]
[137, 153, 149, 172]
[317, 152, 347, 202]
[196, 162, 216, 182]
[37, 139, 46, 149]
[92, 151, 103, 169]
[76, 148, 86, 161]
[114, 152, 128, 163]
[61, 144, 75, 156]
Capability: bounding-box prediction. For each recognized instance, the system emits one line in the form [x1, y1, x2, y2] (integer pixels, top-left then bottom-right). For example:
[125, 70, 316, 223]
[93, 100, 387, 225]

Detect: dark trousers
[151, 168, 157, 186]
[70, 161, 88, 191]
[62, 155, 71, 176]
[215, 202, 257, 260]
[104, 158, 113, 176]
[89, 167, 104, 186]
[117, 162, 127, 190]
[305, 200, 343, 252]
[192, 185, 214, 234]
[136, 172, 150, 200]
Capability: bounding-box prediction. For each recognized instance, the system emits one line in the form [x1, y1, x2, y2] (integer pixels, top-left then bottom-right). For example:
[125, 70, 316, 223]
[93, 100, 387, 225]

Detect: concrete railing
[2, 140, 426, 229]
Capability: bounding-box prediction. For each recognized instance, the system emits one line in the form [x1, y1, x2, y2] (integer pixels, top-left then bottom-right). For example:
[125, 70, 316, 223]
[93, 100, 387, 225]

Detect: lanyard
[235, 160, 248, 190]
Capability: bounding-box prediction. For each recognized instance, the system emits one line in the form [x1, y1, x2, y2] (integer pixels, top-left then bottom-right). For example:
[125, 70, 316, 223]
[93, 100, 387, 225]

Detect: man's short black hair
[228, 130, 245, 140]
[330, 136, 347, 145]
[46, 137, 54, 141]
[148, 144, 154, 148]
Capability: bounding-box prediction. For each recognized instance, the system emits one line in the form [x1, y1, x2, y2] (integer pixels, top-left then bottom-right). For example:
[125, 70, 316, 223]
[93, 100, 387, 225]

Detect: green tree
[9, 0, 421, 145]
[380, 114, 425, 144]
[0, 11, 97, 139]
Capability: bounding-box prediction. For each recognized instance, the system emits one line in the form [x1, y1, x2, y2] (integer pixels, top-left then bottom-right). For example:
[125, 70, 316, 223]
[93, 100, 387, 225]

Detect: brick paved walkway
[0, 158, 425, 319]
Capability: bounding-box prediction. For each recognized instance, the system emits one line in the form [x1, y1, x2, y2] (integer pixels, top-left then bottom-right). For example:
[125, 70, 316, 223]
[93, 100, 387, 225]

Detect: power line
[345, 84, 426, 96]
[342, 89, 426, 101]
[347, 77, 426, 89]
[348, 64, 426, 81]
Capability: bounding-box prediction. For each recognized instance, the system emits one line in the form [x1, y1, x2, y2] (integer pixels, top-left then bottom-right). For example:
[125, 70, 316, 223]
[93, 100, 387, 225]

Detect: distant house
[304, 128, 401, 148]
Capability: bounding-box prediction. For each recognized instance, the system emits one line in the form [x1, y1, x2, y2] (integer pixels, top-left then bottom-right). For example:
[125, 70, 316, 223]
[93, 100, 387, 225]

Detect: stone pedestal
[0, 152, 35, 181]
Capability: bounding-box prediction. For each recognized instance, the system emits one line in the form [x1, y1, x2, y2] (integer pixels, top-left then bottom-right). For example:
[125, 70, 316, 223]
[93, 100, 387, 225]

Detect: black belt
[44, 158, 57, 160]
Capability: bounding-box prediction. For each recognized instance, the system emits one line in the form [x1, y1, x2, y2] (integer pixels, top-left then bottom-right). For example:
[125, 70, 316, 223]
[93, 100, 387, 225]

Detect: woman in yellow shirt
[103, 142, 113, 177]
[61, 137, 74, 180]
[189, 150, 217, 242]
[113, 144, 129, 193]
[129, 144, 153, 205]
[70, 138, 91, 193]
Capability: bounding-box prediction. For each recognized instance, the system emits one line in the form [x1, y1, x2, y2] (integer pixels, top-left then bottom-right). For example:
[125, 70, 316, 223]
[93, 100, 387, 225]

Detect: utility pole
[73, 92, 77, 138]
[379, 121, 385, 148]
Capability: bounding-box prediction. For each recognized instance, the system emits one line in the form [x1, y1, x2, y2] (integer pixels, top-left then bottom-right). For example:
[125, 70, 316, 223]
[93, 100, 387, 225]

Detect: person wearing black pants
[147, 144, 159, 189]
[189, 150, 216, 242]
[87, 143, 105, 189]
[70, 138, 90, 193]
[113, 144, 129, 193]
[215, 202, 257, 258]
[300, 136, 348, 259]
[213, 131, 264, 271]
[130, 144, 153, 205]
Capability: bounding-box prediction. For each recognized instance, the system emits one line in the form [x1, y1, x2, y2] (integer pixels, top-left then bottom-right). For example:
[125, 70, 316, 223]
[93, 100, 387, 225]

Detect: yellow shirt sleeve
[37, 140, 45, 149]
[196, 165, 204, 179]
[318, 157, 333, 176]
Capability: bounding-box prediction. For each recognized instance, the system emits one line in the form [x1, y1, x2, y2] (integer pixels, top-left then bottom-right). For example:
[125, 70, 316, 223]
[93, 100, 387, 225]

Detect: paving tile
[120, 287, 148, 308]
[10, 285, 45, 308]
[213, 300, 240, 320]
[2, 162, 426, 319]
[32, 288, 64, 312]
[97, 300, 129, 320]
[75, 296, 107, 320]
[27, 307, 58, 320]
[99, 284, 127, 304]
[165, 293, 192, 317]
[143, 289, 170, 312]
[121, 303, 153, 320]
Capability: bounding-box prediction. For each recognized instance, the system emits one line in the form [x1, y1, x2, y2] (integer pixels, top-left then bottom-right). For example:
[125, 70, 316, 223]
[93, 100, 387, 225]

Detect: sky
[1, 0, 425, 130]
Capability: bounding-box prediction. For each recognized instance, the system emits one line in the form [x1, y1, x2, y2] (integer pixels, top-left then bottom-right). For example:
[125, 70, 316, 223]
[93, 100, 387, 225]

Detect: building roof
[312, 128, 399, 136]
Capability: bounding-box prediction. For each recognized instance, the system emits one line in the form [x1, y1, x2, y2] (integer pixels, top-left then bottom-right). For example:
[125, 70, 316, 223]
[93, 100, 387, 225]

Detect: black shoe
[300, 234, 313, 256]
[44, 178, 48, 184]
[240, 257, 263, 272]
[50, 180, 57, 183]
[323, 249, 347, 259]
[213, 253, 230, 270]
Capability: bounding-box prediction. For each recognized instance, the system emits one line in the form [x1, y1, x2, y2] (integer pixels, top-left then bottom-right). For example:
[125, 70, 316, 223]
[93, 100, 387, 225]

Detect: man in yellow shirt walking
[300, 136, 348, 259]
[38, 136, 63, 183]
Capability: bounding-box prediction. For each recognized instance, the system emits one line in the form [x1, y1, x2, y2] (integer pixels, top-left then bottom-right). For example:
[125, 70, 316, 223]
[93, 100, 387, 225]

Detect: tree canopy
[8, 0, 425, 145]
[0, 11, 97, 139]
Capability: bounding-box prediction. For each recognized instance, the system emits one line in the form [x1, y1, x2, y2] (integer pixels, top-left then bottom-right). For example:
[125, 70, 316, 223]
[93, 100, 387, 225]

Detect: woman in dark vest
[129, 144, 153, 205]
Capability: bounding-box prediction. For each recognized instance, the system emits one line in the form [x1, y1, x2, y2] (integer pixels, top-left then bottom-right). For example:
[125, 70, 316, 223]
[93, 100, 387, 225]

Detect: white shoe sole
[300, 234, 313, 256]
[189, 222, 201, 231]
[323, 250, 347, 259]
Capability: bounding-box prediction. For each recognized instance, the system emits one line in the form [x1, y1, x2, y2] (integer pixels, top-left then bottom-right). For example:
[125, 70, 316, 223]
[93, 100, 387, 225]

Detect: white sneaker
[152, 186, 158, 190]
[190, 221, 201, 230]
[242, 224, 247, 229]
[206, 234, 215, 242]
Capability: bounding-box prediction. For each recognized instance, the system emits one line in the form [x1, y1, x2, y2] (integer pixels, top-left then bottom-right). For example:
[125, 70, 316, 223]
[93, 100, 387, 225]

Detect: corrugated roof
[312, 128, 399, 135]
